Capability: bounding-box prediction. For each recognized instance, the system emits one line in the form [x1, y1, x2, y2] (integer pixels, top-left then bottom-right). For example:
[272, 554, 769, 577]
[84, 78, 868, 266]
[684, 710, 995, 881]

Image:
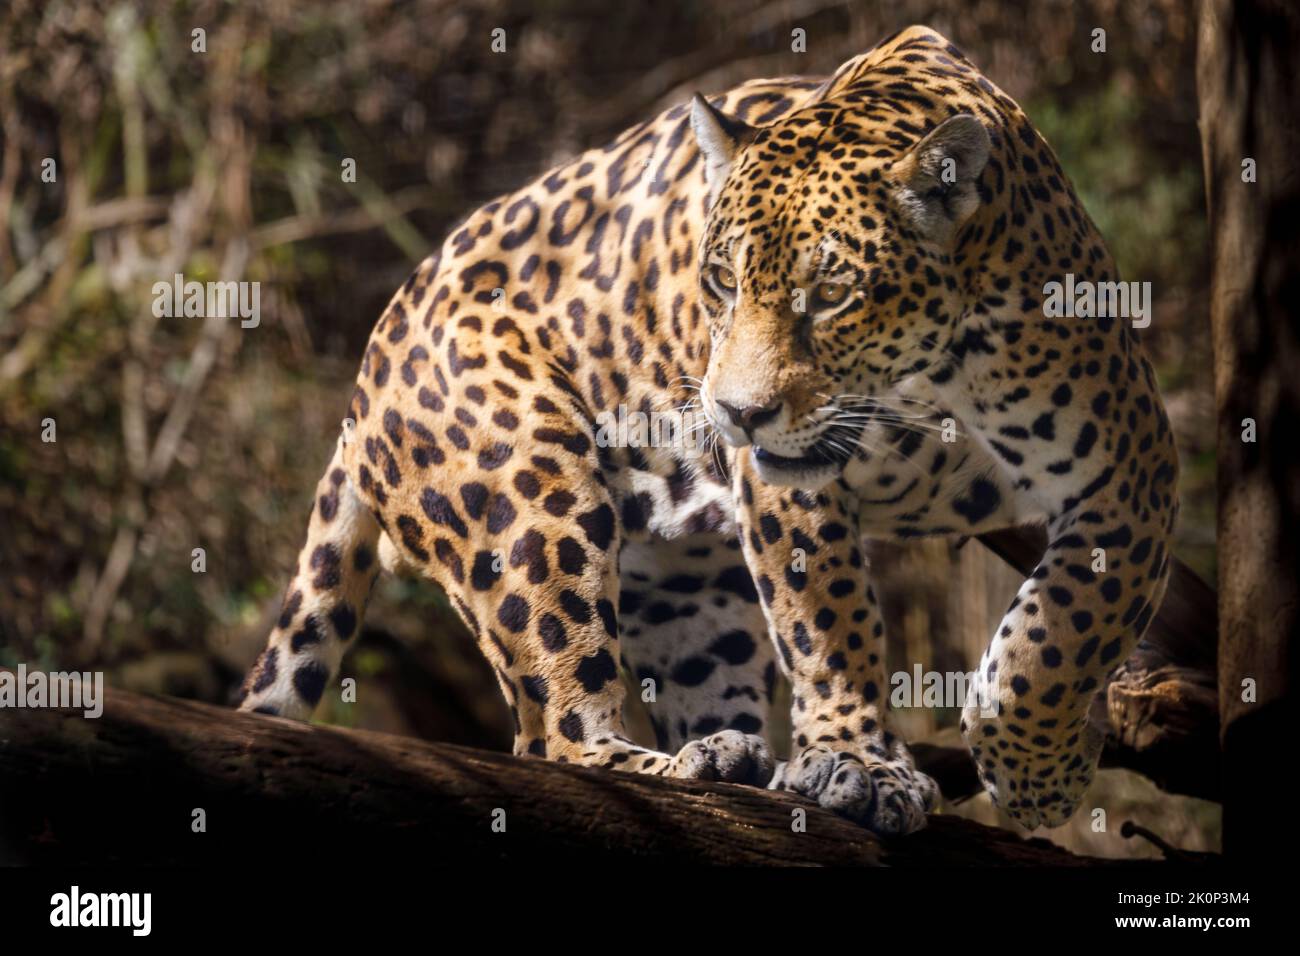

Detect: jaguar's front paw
[962, 702, 1105, 830]
[773, 743, 936, 835]
[667, 730, 775, 786]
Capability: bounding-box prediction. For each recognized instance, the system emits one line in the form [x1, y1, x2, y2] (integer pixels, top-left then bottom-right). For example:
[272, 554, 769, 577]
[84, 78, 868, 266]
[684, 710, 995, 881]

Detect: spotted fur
[239, 26, 1178, 834]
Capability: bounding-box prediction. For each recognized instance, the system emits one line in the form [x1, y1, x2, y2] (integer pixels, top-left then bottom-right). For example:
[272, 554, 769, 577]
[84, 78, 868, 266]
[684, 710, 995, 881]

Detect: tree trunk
[1197, 0, 1300, 859]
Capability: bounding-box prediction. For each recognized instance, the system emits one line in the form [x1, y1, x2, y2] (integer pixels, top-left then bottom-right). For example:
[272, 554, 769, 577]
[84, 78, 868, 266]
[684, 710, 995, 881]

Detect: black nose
[717, 400, 782, 433]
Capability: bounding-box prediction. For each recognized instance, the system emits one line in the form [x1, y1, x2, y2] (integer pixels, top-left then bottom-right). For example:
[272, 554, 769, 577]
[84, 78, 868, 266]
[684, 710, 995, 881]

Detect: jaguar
[238, 25, 1178, 835]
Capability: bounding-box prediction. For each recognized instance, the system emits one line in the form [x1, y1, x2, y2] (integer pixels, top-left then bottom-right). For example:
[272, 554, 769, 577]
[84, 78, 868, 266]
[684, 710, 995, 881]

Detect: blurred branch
[249, 185, 436, 253]
[0, 120, 90, 388]
[80, 237, 246, 655]
[80, 19, 255, 654]
[2, 196, 169, 305]
[144, 240, 248, 485]
[79, 520, 141, 662]
[107, 4, 149, 201]
[0, 94, 23, 280]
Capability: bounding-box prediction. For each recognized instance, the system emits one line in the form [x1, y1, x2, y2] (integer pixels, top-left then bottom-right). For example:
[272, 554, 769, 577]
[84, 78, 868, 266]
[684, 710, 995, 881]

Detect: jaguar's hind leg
[617, 534, 776, 782]
[237, 437, 382, 719]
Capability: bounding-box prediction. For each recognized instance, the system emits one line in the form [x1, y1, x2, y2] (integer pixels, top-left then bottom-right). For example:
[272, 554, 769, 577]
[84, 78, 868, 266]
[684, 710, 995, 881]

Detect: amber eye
[711, 264, 737, 292]
[813, 281, 850, 308]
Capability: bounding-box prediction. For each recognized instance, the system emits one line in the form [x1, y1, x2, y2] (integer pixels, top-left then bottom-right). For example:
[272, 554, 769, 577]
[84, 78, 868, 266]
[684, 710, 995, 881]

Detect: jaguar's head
[690, 92, 990, 489]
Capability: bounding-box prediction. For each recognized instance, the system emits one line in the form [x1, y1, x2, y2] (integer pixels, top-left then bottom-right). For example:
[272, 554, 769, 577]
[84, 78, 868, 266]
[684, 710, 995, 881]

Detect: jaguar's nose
[716, 399, 782, 436]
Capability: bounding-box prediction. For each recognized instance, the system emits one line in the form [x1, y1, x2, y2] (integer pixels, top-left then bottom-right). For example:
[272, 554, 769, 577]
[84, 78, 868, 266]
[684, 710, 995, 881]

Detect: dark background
[0, 0, 1216, 855]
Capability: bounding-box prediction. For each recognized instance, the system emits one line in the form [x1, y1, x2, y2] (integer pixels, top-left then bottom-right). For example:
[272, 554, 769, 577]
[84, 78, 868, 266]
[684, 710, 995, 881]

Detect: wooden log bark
[1197, 0, 1300, 860]
[1097, 647, 1220, 800]
[0, 679, 1161, 866]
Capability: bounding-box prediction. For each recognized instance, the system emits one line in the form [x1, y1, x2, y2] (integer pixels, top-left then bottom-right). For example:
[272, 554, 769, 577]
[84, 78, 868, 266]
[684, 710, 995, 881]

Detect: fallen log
[1, 680, 1165, 866]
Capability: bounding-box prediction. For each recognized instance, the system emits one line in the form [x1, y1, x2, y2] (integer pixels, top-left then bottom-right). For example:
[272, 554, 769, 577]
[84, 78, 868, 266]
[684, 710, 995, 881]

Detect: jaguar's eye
[813, 281, 850, 309]
[712, 264, 737, 292]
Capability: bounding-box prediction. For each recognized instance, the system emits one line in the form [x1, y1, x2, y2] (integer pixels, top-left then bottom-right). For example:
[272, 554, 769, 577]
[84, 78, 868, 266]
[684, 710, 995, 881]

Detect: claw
[778, 744, 931, 835]
[668, 730, 774, 786]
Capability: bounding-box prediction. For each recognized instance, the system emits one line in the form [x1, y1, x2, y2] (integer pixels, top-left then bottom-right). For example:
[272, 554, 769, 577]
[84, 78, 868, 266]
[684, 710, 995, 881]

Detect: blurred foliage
[1031, 78, 1208, 291]
[1, 0, 1215, 853]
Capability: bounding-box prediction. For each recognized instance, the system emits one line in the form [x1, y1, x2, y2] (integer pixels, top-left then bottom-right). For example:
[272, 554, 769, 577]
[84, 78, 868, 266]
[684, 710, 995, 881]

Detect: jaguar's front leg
[961, 495, 1175, 830]
[734, 463, 936, 835]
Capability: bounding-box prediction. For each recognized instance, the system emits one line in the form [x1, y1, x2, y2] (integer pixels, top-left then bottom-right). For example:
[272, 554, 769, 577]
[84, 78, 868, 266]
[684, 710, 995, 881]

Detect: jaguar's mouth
[750, 432, 854, 488]
[752, 443, 839, 469]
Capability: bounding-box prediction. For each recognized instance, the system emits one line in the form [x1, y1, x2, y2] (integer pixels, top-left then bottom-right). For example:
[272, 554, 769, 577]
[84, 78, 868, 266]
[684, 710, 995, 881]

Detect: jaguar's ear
[893, 114, 991, 244]
[690, 93, 756, 205]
